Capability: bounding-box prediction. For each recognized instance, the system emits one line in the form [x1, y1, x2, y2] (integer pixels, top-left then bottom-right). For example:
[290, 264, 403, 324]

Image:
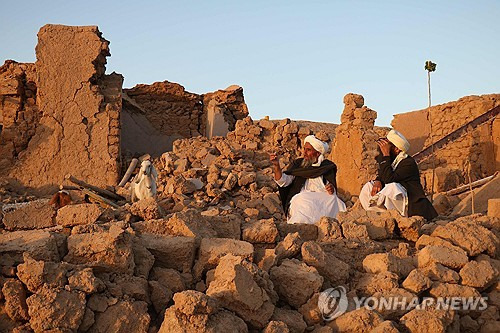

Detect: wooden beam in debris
[65, 175, 125, 201]
[445, 172, 498, 196]
[81, 188, 121, 209]
[59, 185, 80, 191]
[118, 158, 139, 187]
[413, 105, 499, 163]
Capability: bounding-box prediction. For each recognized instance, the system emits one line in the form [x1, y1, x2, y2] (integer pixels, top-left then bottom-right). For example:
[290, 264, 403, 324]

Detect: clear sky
[1, 0, 499, 126]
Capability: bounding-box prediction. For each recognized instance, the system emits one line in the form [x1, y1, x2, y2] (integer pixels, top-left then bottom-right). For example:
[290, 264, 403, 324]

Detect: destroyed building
[0, 24, 248, 191]
[392, 94, 500, 192]
[0, 24, 499, 333]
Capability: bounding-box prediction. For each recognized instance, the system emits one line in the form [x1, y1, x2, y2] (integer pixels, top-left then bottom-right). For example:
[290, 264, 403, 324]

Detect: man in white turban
[270, 135, 346, 224]
[359, 129, 437, 220]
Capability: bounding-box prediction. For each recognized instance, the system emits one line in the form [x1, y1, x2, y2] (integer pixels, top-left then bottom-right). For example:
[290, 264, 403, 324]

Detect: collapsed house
[392, 94, 500, 192]
[0, 24, 498, 199]
[0, 24, 499, 333]
[0, 24, 248, 191]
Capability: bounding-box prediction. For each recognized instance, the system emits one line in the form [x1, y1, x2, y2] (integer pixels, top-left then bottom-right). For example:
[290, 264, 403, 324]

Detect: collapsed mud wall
[122, 81, 204, 156]
[6, 25, 123, 190]
[203, 85, 249, 138]
[390, 109, 430, 155]
[1, 23, 497, 196]
[392, 94, 500, 191]
[330, 94, 382, 200]
[0, 61, 39, 172]
[0, 24, 249, 190]
[122, 83, 248, 156]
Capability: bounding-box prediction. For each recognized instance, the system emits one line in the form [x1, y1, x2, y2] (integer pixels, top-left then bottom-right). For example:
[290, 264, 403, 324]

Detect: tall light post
[425, 60, 437, 202]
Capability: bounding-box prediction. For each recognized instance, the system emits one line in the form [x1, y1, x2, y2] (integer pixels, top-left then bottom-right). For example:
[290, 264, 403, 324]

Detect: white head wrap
[386, 129, 410, 170]
[304, 135, 329, 156]
[386, 129, 410, 153]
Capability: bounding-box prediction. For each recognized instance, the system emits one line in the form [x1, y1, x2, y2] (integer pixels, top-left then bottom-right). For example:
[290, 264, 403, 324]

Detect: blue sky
[1, 0, 499, 126]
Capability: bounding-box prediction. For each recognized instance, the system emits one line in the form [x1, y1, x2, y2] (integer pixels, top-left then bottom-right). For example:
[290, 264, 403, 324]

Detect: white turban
[304, 135, 329, 155]
[387, 129, 410, 153]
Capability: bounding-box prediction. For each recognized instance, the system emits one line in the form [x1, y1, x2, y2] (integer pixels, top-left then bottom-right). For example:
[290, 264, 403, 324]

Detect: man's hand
[269, 153, 280, 167]
[325, 183, 335, 195]
[269, 153, 283, 181]
[371, 180, 382, 196]
[376, 138, 391, 157]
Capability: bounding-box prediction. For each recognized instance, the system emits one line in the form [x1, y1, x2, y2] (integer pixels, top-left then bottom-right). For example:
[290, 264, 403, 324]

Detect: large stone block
[488, 198, 500, 217]
[159, 290, 248, 333]
[206, 254, 275, 329]
[0, 230, 62, 265]
[328, 307, 384, 333]
[56, 203, 102, 227]
[417, 245, 468, 270]
[64, 225, 135, 274]
[138, 233, 197, 273]
[270, 259, 323, 309]
[17, 256, 68, 293]
[26, 287, 86, 333]
[431, 219, 498, 257]
[194, 237, 254, 278]
[337, 209, 396, 240]
[90, 300, 150, 333]
[3, 200, 56, 230]
[301, 241, 349, 285]
[2, 279, 29, 321]
[363, 252, 414, 278]
[242, 218, 279, 244]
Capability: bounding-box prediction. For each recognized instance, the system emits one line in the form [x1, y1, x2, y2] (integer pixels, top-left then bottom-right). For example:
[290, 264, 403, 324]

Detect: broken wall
[393, 94, 500, 191]
[8, 25, 122, 190]
[122, 83, 248, 156]
[203, 85, 249, 138]
[0, 61, 39, 172]
[330, 94, 380, 200]
[0, 24, 249, 190]
[391, 109, 430, 155]
[122, 81, 203, 156]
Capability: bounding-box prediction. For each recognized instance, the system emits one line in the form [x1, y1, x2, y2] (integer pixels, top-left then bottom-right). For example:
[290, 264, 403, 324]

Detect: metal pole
[428, 71, 436, 203]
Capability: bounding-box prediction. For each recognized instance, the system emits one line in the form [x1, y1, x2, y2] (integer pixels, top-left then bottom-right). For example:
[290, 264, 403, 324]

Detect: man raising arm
[270, 135, 345, 224]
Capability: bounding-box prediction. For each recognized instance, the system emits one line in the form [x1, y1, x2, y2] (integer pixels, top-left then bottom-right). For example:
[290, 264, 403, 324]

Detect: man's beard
[390, 149, 398, 160]
[301, 157, 315, 168]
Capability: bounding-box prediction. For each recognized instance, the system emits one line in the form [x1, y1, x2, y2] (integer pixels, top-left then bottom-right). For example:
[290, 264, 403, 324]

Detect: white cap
[387, 129, 410, 153]
[304, 135, 329, 155]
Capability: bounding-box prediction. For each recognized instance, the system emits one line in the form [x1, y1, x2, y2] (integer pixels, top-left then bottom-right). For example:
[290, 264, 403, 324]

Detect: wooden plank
[413, 106, 499, 163]
[81, 188, 121, 209]
[65, 175, 124, 201]
[445, 172, 498, 196]
[118, 158, 139, 187]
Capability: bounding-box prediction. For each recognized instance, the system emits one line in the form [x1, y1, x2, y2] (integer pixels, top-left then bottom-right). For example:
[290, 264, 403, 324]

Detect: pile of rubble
[1, 114, 499, 333]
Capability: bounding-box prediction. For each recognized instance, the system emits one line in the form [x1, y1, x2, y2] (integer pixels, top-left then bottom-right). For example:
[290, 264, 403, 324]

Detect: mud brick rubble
[1, 112, 499, 332]
[0, 24, 499, 333]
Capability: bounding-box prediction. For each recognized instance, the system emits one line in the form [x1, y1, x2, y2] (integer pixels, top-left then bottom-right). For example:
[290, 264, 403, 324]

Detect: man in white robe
[270, 135, 346, 224]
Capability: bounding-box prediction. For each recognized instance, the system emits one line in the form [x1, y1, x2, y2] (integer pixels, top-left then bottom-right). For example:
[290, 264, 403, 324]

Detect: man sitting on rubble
[270, 135, 346, 224]
[359, 129, 438, 220]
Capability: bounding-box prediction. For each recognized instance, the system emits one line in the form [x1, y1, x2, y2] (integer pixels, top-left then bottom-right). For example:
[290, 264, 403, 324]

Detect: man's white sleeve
[275, 173, 295, 187]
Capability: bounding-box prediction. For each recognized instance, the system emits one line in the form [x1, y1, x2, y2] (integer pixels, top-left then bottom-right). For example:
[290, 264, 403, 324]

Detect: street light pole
[425, 60, 437, 202]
